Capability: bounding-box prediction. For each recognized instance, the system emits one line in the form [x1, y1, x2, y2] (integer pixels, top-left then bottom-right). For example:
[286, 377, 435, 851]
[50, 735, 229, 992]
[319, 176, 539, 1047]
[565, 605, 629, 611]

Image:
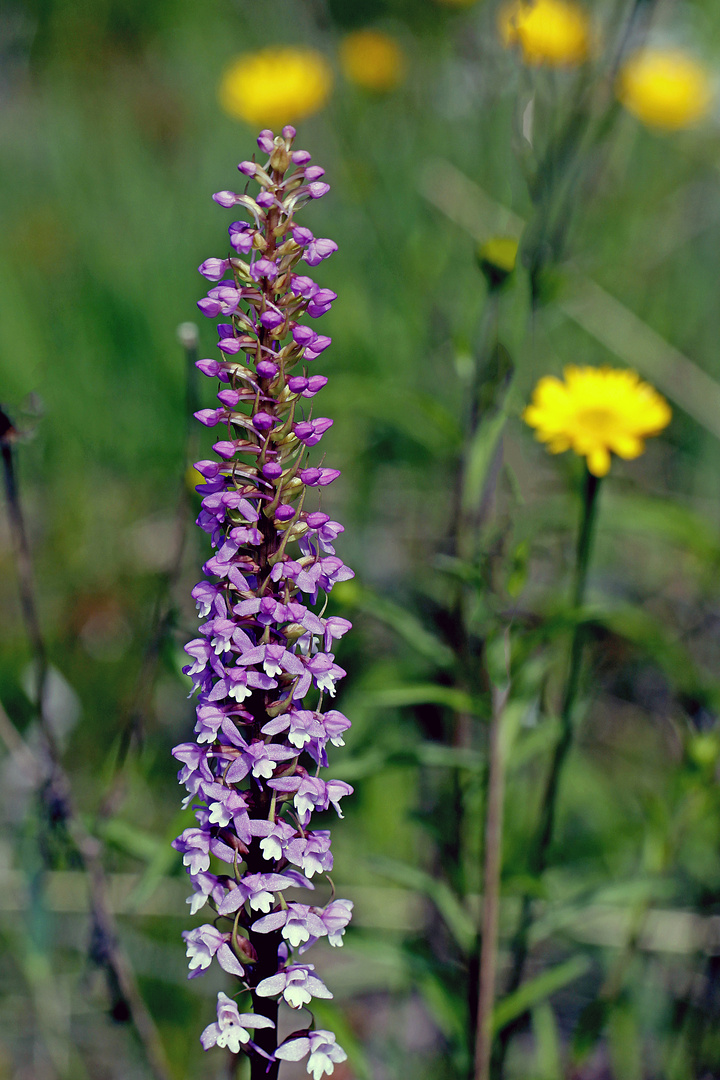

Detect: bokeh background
[3, 0, 720, 1077]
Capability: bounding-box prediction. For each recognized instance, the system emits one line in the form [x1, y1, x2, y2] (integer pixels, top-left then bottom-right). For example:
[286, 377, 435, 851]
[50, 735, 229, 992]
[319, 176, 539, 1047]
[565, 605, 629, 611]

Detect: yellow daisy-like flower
[499, 0, 591, 67]
[523, 366, 671, 477]
[218, 47, 333, 128]
[616, 47, 713, 131]
[339, 30, 407, 92]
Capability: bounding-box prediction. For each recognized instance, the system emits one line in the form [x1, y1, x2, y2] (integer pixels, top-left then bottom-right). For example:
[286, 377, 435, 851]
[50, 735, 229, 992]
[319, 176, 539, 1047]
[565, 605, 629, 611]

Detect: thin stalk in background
[0, 407, 172, 1080]
[474, 633, 511, 1080]
[449, 290, 502, 756]
[450, 258, 513, 756]
[497, 466, 601, 1073]
[521, 0, 660, 305]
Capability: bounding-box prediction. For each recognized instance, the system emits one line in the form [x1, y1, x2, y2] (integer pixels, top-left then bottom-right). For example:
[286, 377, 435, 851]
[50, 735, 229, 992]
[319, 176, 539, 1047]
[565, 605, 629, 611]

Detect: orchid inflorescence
[172, 125, 352, 1079]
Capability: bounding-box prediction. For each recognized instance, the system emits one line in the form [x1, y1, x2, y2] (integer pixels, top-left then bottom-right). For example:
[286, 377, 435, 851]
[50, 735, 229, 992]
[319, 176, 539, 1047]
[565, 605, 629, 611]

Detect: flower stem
[497, 466, 601, 1070]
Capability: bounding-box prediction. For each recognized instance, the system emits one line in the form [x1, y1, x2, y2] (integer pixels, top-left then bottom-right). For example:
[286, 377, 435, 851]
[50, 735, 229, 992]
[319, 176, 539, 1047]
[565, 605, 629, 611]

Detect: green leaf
[572, 999, 610, 1063]
[332, 749, 394, 782]
[533, 1002, 562, 1080]
[602, 492, 720, 564]
[594, 604, 720, 706]
[433, 553, 485, 584]
[414, 742, 483, 770]
[369, 856, 476, 953]
[331, 376, 461, 453]
[0, 259, 45, 399]
[415, 965, 469, 1047]
[336, 936, 412, 994]
[361, 683, 484, 715]
[358, 589, 456, 670]
[608, 1002, 643, 1080]
[507, 717, 561, 772]
[97, 818, 164, 862]
[460, 406, 508, 518]
[125, 809, 192, 910]
[335, 740, 484, 779]
[310, 1001, 373, 1080]
[492, 956, 591, 1034]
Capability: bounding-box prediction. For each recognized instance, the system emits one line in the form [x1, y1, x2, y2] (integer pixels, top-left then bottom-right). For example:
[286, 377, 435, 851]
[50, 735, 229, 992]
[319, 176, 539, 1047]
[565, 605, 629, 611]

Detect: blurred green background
[4, 0, 720, 1077]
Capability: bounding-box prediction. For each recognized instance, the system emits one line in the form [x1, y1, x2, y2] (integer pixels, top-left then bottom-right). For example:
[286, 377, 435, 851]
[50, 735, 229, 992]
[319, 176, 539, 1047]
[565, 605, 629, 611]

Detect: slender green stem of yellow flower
[496, 466, 601, 1074]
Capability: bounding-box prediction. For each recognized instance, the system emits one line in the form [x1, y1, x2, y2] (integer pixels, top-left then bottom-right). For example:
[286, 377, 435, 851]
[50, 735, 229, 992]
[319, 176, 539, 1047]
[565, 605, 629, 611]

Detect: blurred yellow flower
[219, 47, 333, 128]
[339, 30, 407, 92]
[478, 236, 519, 273]
[477, 235, 519, 288]
[499, 0, 590, 67]
[523, 366, 671, 477]
[616, 48, 713, 131]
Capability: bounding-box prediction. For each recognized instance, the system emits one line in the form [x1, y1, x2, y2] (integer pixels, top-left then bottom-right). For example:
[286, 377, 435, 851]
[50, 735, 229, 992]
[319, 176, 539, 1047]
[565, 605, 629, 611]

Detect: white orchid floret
[200, 993, 274, 1054]
[255, 964, 333, 1009]
[275, 1029, 347, 1079]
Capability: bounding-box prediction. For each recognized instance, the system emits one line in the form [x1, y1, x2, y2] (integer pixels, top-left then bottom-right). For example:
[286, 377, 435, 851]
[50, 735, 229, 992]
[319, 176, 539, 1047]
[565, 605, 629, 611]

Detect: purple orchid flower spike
[172, 126, 352, 1080]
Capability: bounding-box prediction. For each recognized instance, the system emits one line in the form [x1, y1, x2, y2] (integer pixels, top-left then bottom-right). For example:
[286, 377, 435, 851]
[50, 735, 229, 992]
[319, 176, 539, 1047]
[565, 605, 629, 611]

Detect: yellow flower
[218, 47, 333, 128]
[339, 30, 407, 92]
[616, 48, 713, 131]
[523, 366, 671, 477]
[477, 236, 519, 288]
[499, 0, 590, 67]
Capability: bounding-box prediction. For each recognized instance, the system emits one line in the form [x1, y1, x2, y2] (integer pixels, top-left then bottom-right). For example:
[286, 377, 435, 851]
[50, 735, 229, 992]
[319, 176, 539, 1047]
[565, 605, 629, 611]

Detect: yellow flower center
[499, 0, 591, 67]
[616, 48, 713, 131]
[339, 30, 407, 92]
[577, 407, 614, 434]
[218, 47, 333, 128]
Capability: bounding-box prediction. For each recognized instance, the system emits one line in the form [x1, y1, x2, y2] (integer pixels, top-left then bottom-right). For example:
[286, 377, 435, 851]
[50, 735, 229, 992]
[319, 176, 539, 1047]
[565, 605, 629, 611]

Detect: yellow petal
[586, 446, 611, 476]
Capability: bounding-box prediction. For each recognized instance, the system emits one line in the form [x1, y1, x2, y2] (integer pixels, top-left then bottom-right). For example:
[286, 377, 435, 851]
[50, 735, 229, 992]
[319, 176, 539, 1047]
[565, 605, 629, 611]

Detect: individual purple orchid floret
[173, 127, 353, 1080]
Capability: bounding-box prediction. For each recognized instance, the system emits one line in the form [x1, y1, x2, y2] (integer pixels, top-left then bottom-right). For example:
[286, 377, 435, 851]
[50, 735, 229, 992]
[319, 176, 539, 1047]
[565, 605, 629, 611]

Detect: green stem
[496, 466, 601, 1072]
[451, 291, 501, 564]
[534, 467, 600, 868]
[474, 646, 511, 1080]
